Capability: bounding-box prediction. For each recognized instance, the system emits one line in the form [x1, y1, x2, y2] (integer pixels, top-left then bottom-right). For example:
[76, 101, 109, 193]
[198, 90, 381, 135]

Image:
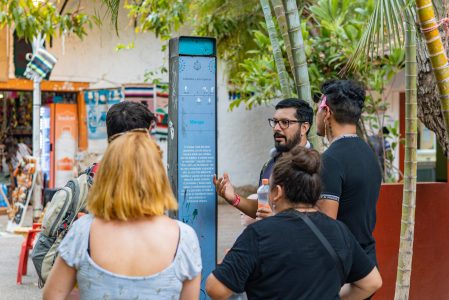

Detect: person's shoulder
[309, 214, 355, 248]
[71, 213, 94, 231]
[310, 212, 350, 232]
[173, 220, 202, 280]
[176, 220, 199, 241]
[58, 215, 92, 268]
[321, 148, 344, 168]
[323, 139, 350, 156]
[355, 138, 382, 164]
[332, 217, 358, 243]
[311, 211, 342, 226]
[329, 137, 371, 157]
[249, 212, 292, 233]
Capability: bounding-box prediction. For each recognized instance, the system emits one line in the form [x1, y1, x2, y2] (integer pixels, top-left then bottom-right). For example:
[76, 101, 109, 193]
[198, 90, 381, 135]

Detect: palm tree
[347, 0, 449, 156]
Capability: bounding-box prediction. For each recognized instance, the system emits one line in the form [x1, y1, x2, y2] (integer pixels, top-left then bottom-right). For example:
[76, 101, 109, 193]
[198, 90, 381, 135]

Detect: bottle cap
[262, 178, 269, 185]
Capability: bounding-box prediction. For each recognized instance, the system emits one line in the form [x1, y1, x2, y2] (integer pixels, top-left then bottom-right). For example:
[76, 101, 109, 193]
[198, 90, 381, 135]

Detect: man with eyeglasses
[213, 98, 313, 219]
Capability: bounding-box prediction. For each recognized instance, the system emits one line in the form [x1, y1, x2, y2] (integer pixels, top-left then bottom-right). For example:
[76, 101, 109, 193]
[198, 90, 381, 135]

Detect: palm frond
[101, 0, 121, 35]
[343, 0, 415, 74]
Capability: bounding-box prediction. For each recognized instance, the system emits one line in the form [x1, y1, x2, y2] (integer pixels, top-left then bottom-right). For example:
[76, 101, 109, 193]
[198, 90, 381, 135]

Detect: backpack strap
[56, 179, 80, 237]
[66, 179, 80, 227]
[80, 163, 99, 187]
[295, 212, 346, 284]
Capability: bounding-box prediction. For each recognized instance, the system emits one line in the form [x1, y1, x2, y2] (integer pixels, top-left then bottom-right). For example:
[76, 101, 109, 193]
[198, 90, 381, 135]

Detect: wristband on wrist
[231, 194, 241, 207]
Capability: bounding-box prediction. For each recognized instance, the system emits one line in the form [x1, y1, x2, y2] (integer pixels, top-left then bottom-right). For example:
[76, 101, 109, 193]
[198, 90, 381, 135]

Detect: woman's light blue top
[58, 214, 202, 300]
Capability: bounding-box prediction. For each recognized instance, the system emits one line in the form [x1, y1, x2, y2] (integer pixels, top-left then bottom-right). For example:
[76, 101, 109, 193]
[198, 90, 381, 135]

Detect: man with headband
[213, 98, 313, 219]
[315, 79, 382, 270]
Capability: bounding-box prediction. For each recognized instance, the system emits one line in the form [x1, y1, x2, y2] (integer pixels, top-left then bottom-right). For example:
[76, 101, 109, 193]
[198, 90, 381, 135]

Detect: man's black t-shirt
[320, 137, 382, 264]
[213, 210, 375, 300]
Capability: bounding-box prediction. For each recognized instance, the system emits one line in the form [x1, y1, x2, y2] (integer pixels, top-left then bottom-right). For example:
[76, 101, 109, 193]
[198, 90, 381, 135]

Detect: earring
[327, 121, 333, 141]
[324, 122, 329, 143]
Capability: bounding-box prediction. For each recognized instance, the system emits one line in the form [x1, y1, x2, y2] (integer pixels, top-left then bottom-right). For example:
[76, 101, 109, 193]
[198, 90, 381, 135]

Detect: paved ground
[0, 208, 40, 300]
[0, 204, 243, 299]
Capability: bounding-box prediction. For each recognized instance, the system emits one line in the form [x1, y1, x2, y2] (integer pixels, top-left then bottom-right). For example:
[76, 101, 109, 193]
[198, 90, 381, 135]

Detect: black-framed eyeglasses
[268, 118, 307, 129]
[108, 128, 151, 143]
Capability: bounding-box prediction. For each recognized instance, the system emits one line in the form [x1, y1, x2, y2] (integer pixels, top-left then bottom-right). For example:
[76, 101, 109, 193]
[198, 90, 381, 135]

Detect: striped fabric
[24, 48, 57, 80]
[154, 85, 168, 139]
[123, 84, 155, 112]
[123, 84, 169, 140]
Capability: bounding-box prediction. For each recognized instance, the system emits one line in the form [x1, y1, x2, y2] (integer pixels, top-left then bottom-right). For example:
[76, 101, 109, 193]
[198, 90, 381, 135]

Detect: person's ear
[270, 184, 284, 205]
[301, 123, 310, 136]
[324, 107, 332, 123]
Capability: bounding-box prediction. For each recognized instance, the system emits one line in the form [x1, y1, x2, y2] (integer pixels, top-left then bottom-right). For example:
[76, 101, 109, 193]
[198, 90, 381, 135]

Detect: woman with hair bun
[206, 146, 381, 300]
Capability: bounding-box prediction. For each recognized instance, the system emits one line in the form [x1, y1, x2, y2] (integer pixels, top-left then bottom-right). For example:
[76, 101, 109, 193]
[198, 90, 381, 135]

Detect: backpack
[31, 173, 89, 286]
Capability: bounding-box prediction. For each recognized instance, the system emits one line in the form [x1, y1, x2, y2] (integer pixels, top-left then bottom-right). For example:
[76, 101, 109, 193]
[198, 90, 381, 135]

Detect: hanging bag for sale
[24, 47, 57, 80]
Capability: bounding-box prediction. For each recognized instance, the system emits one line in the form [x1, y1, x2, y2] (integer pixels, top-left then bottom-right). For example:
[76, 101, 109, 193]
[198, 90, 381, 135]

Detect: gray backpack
[31, 173, 89, 286]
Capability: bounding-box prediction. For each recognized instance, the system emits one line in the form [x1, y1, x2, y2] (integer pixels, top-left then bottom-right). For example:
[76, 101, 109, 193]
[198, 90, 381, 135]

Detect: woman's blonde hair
[87, 132, 177, 221]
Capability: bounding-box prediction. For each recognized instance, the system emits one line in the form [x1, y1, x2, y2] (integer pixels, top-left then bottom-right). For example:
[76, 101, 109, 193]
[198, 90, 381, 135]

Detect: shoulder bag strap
[296, 212, 345, 283]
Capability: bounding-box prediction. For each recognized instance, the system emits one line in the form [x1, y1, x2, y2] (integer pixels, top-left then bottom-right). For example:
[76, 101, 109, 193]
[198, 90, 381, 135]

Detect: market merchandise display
[7, 156, 37, 229]
[0, 92, 33, 149]
[0, 183, 8, 214]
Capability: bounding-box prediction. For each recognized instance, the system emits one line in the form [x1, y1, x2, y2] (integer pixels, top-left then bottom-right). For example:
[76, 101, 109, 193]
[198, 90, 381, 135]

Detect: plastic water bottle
[257, 178, 270, 210]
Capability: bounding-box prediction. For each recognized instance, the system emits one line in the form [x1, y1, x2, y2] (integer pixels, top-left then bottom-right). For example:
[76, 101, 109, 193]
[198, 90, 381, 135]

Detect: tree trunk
[281, 0, 320, 148]
[394, 18, 417, 300]
[416, 0, 449, 155]
[260, 0, 292, 98]
[417, 33, 449, 157]
[281, 0, 311, 102]
[271, 0, 295, 80]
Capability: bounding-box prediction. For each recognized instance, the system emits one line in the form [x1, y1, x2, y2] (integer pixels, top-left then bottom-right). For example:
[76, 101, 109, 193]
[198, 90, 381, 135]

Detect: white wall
[216, 67, 274, 187]
[363, 70, 404, 179]
[9, 3, 167, 84]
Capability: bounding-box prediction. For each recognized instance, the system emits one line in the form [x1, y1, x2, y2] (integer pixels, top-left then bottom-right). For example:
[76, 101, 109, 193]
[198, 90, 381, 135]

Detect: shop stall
[0, 79, 89, 222]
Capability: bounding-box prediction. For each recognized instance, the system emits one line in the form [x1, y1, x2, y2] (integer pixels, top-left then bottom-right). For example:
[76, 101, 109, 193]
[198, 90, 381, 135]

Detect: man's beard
[274, 130, 301, 152]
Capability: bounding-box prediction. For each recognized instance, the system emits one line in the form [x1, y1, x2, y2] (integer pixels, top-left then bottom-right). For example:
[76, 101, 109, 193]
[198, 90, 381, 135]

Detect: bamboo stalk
[394, 17, 417, 300]
[270, 0, 295, 81]
[281, 0, 320, 147]
[416, 0, 449, 133]
[281, 0, 311, 102]
[260, 0, 292, 99]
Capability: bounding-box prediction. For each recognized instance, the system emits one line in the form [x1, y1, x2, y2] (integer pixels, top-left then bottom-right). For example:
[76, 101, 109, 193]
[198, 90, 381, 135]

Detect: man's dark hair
[275, 98, 313, 125]
[106, 101, 157, 138]
[271, 146, 321, 205]
[275, 98, 313, 135]
[320, 80, 365, 125]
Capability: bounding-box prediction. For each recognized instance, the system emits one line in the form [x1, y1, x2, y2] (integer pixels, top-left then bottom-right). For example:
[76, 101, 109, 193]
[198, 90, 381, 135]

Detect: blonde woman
[43, 131, 202, 299]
